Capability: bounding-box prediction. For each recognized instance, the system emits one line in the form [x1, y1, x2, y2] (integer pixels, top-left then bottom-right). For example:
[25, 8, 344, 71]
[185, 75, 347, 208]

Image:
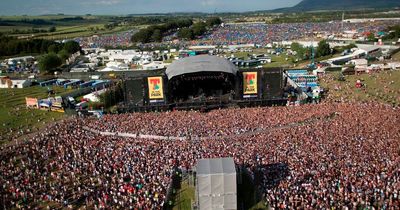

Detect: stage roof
[197, 157, 236, 175]
[166, 55, 238, 79]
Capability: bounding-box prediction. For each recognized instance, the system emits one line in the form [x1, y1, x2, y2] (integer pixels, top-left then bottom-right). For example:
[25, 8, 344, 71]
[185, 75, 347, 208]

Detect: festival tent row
[26, 96, 64, 112]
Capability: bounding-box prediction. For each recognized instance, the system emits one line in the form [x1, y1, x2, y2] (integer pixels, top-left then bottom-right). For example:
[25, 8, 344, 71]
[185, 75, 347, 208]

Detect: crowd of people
[84, 104, 338, 137]
[72, 20, 400, 49]
[194, 20, 400, 46]
[74, 30, 137, 48]
[1, 102, 399, 209]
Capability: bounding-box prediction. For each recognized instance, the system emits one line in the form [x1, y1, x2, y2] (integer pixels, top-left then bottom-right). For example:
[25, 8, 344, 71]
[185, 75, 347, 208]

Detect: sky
[0, 0, 302, 15]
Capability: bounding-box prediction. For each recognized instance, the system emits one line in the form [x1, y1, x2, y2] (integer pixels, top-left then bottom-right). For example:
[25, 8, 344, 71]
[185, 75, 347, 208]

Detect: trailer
[91, 80, 111, 90]
[39, 79, 57, 87]
[63, 80, 83, 89]
[79, 80, 96, 88]
[56, 79, 70, 86]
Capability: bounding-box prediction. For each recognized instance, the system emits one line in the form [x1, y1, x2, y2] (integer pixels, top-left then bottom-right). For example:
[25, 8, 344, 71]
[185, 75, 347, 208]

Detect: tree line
[131, 17, 222, 43]
[0, 34, 81, 73]
[38, 40, 81, 73]
[7, 26, 56, 35]
[290, 39, 346, 62]
[0, 34, 79, 57]
[177, 17, 222, 40]
[383, 25, 400, 41]
[131, 19, 193, 43]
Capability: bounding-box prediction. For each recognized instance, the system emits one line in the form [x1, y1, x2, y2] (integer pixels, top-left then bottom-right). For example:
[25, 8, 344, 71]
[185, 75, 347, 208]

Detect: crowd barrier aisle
[82, 126, 187, 141]
[82, 119, 311, 142]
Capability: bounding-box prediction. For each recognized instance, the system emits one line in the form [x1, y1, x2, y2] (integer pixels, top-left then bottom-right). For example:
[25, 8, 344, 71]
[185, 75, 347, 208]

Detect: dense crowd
[85, 104, 338, 137]
[74, 30, 137, 48]
[73, 20, 400, 49]
[194, 20, 400, 46]
[1, 102, 399, 209]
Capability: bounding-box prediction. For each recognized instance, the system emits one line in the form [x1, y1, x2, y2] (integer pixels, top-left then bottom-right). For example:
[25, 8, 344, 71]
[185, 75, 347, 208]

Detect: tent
[196, 157, 237, 210]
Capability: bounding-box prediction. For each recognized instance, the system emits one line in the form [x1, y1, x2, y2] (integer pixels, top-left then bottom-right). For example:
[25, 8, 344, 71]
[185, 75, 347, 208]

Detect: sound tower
[261, 68, 284, 99]
[124, 78, 144, 106]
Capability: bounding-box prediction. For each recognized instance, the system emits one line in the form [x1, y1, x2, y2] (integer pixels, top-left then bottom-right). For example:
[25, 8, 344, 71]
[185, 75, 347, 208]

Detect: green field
[320, 70, 400, 106]
[230, 49, 341, 68]
[173, 180, 195, 210]
[0, 15, 144, 40]
[229, 49, 296, 68]
[0, 86, 73, 144]
[3, 24, 137, 40]
[392, 51, 400, 61]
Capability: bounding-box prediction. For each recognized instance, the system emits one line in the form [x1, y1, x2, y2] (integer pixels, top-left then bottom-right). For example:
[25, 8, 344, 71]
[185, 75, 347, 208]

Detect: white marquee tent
[196, 157, 237, 210]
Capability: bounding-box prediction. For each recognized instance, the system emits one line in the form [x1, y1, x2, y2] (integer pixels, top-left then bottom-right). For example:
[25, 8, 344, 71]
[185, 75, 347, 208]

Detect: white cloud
[200, 0, 218, 6]
[81, 0, 123, 6]
[98, 0, 122, 5]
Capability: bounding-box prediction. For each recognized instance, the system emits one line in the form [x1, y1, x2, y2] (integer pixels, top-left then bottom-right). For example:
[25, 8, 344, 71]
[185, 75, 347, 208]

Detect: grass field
[320, 70, 400, 106]
[0, 15, 142, 40]
[3, 24, 138, 40]
[392, 51, 400, 61]
[230, 49, 342, 68]
[173, 180, 195, 210]
[0, 15, 97, 21]
[230, 49, 296, 68]
[0, 86, 73, 144]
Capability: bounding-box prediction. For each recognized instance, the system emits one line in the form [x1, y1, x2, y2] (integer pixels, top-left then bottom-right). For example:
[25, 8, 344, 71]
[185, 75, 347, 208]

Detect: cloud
[0, 0, 302, 15]
[97, 0, 122, 5]
[200, 0, 219, 7]
[81, 0, 123, 6]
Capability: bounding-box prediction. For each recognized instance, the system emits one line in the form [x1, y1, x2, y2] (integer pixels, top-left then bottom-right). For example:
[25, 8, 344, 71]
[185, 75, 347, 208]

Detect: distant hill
[275, 0, 400, 12]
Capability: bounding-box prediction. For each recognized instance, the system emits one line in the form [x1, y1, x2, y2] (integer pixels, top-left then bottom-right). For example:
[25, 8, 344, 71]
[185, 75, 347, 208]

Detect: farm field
[0, 15, 143, 40]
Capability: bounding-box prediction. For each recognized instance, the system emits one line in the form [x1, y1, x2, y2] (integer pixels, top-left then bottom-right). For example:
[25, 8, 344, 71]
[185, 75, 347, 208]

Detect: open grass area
[320, 70, 400, 106]
[173, 180, 195, 210]
[264, 55, 295, 68]
[4, 24, 138, 40]
[229, 48, 339, 68]
[0, 86, 73, 144]
[249, 202, 268, 210]
[392, 51, 400, 61]
[229, 49, 295, 68]
[32, 25, 137, 40]
[0, 15, 97, 21]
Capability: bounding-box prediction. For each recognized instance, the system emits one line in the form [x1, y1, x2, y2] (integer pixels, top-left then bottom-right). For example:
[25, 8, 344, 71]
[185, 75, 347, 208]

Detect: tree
[316, 40, 331, 57]
[206, 17, 222, 27]
[47, 44, 59, 53]
[178, 28, 194, 40]
[192, 22, 207, 37]
[367, 33, 377, 42]
[58, 49, 70, 62]
[48, 26, 56, 32]
[291, 42, 306, 59]
[38, 53, 62, 73]
[131, 18, 194, 43]
[150, 29, 162, 42]
[131, 29, 152, 43]
[63, 41, 80, 54]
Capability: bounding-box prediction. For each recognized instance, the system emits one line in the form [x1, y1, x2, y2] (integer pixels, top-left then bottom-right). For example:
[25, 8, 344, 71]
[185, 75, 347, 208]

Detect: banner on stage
[148, 77, 164, 100]
[243, 72, 257, 95]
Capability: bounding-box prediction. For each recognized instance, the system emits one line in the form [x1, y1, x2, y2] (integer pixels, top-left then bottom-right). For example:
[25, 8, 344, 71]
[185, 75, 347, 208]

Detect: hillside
[276, 0, 400, 12]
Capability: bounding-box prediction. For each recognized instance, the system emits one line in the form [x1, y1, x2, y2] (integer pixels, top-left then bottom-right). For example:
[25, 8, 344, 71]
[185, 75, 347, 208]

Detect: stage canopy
[166, 55, 238, 80]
